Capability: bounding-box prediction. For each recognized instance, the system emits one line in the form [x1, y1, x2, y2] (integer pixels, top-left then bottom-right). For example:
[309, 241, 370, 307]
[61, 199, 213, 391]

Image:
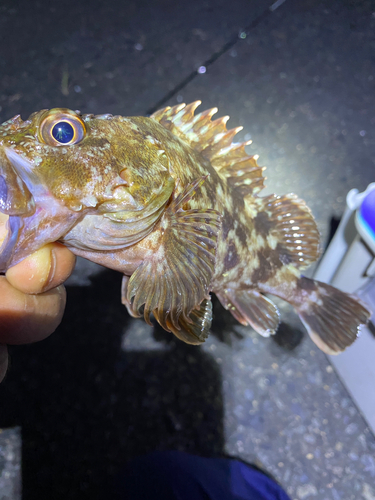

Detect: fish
[0, 101, 370, 353]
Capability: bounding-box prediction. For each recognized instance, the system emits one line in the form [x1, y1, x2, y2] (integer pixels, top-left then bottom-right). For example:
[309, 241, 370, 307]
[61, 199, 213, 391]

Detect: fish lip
[0, 148, 36, 216]
[0, 215, 22, 272]
[4, 148, 41, 197]
[0, 149, 39, 270]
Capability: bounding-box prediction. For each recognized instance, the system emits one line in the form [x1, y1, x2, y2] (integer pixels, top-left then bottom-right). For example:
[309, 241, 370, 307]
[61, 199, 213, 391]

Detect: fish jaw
[0, 148, 83, 270]
[0, 148, 35, 216]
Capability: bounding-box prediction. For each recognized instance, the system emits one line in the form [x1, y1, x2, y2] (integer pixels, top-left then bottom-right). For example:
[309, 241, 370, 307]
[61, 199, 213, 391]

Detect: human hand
[0, 213, 76, 382]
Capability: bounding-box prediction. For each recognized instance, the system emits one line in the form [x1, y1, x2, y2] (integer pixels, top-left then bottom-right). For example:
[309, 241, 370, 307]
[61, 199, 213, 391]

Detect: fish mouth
[0, 215, 22, 272]
[0, 149, 36, 216]
[0, 149, 37, 271]
[0, 149, 84, 272]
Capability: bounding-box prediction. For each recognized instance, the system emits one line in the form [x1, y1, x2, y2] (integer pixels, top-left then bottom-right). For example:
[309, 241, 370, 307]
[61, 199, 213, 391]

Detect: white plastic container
[314, 183, 375, 434]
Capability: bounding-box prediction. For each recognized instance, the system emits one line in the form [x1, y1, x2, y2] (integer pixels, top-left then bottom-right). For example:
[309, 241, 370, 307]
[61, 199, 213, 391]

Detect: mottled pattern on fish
[0, 102, 370, 353]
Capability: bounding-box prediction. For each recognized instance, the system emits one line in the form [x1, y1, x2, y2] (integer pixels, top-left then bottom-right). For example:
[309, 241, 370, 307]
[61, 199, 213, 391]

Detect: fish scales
[0, 102, 370, 352]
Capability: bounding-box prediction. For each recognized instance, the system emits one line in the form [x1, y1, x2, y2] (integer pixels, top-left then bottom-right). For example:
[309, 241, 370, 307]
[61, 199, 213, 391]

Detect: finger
[0, 344, 8, 383]
[1, 212, 76, 293]
[6, 242, 76, 294]
[0, 277, 66, 344]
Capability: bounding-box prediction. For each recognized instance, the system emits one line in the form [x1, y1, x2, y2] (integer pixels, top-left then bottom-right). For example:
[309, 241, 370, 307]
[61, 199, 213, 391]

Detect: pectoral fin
[125, 177, 221, 343]
[121, 275, 141, 318]
[154, 297, 213, 345]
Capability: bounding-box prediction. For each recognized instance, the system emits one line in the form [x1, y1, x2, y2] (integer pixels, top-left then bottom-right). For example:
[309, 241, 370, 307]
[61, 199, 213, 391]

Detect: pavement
[0, 0, 375, 499]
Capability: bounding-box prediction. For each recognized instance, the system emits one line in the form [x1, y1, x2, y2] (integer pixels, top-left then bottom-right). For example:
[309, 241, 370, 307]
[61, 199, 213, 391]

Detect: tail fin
[295, 277, 371, 354]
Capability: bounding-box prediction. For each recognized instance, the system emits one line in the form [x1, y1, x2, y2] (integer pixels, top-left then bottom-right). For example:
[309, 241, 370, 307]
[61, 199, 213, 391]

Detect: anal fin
[217, 289, 280, 337]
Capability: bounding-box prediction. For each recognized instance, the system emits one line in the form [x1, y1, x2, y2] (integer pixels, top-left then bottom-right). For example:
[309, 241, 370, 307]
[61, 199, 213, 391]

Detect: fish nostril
[0, 175, 7, 207]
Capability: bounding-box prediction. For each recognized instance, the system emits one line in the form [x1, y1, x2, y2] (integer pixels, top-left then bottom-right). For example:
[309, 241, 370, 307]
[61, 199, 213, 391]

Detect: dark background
[0, 1, 375, 499]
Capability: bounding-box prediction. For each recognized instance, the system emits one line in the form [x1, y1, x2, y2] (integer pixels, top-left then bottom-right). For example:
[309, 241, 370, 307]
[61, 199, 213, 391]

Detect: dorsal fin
[254, 194, 321, 270]
[151, 101, 266, 196]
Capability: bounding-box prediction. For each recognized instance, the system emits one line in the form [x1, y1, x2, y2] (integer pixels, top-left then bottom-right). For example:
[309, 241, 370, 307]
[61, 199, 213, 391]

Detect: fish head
[0, 108, 175, 269]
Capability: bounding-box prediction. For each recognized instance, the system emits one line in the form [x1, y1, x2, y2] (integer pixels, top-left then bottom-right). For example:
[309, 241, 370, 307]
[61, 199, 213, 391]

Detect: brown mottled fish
[0, 101, 370, 352]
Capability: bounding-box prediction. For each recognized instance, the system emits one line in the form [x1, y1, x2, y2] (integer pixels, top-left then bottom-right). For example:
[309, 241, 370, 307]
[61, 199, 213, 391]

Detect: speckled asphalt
[0, 0, 375, 499]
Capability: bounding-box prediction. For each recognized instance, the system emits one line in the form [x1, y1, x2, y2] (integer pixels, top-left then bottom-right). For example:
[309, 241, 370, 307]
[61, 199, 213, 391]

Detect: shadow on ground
[0, 270, 224, 500]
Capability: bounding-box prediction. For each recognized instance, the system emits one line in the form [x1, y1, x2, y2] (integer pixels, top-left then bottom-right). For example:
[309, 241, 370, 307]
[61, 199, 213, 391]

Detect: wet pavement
[0, 0, 375, 499]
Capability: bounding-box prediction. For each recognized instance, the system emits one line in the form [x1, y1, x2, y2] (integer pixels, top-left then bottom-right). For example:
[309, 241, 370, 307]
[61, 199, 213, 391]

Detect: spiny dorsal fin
[219, 156, 266, 196]
[151, 101, 266, 196]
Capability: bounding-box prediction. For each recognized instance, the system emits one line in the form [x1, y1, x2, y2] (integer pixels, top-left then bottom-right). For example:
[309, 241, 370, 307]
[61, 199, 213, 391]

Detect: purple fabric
[114, 451, 292, 500]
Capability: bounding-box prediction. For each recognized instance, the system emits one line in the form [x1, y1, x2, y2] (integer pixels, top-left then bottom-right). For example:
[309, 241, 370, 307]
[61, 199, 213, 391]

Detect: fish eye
[52, 121, 75, 144]
[39, 109, 86, 146]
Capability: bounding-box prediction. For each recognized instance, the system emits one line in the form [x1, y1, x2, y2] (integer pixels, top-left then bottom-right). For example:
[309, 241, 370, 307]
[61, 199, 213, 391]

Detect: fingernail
[42, 246, 57, 292]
